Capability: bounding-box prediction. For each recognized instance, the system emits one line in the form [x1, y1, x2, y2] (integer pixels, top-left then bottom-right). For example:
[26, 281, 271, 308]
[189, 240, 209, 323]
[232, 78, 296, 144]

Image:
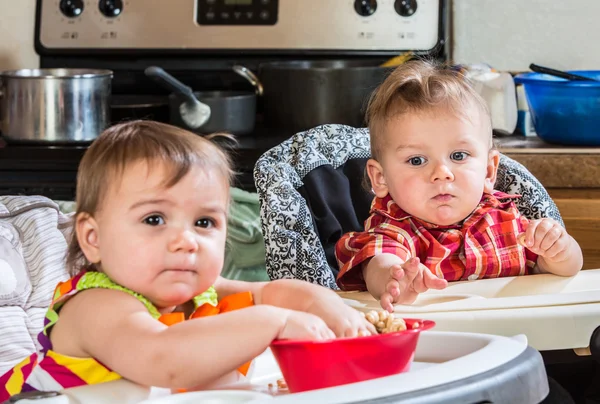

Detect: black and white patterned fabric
[254, 124, 563, 288]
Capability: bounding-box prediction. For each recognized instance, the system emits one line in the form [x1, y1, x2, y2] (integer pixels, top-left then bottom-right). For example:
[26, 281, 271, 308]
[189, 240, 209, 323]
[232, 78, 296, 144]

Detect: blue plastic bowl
[514, 71, 600, 146]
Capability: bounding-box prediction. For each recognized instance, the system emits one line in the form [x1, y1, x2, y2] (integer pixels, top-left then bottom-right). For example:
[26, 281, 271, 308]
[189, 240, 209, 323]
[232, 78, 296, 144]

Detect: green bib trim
[76, 272, 219, 319]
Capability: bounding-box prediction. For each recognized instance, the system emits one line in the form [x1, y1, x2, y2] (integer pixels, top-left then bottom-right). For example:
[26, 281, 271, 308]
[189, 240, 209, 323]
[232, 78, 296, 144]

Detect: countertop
[495, 135, 600, 188]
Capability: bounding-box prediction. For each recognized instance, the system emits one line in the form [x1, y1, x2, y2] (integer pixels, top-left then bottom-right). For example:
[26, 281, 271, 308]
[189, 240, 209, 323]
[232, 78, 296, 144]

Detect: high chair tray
[34, 331, 548, 404]
[339, 269, 600, 351]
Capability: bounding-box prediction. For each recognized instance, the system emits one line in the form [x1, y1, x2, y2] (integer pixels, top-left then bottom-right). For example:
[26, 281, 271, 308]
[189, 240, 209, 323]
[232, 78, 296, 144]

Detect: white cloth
[0, 196, 71, 375]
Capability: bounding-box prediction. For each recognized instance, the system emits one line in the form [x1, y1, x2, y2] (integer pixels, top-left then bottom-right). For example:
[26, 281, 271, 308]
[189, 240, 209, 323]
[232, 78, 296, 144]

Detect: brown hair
[65, 120, 235, 275]
[366, 60, 492, 161]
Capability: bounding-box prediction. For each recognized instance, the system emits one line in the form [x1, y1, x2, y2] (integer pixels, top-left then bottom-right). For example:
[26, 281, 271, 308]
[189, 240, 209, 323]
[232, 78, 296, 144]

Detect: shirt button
[468, 274, 479, 281]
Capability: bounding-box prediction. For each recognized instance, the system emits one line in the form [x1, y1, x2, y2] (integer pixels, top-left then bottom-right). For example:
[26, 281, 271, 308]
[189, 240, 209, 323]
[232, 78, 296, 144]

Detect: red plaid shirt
[335, 192, 538, 290]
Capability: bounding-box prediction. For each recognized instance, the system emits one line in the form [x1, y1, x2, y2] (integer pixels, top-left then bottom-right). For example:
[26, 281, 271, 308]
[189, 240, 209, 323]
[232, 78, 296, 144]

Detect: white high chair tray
[339, 269, 600, 351]
[43, 331, 547, 404]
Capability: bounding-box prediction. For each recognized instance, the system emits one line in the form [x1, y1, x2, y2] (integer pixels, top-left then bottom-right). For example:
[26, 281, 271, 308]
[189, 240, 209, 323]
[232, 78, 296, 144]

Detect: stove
[0, 0, 448, 199]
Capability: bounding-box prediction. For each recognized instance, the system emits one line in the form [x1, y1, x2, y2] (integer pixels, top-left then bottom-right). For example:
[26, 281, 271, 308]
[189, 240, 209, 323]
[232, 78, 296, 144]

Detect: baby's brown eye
[196, 218, 215, 228]
[144, 215, 164, 226]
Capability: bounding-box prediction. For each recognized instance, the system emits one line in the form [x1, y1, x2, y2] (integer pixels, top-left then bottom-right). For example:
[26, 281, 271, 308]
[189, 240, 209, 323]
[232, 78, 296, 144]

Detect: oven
[0, 0, 448, 198]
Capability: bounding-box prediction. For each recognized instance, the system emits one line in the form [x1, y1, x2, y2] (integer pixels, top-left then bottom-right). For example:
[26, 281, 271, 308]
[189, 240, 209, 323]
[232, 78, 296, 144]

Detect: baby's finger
[532, 219, 555, 251]
[386, 278, 401, 298]
[389, 264, 405, 281]
[380, 292, 395, 313]
[539, 225, 563, 252]
[524, 219, 540, 248]
[423, 267, 448, 290]
[364, 320, 377, 334]
[323, 328, 336, 340]
[401, 257, 421, 279]
[343, 326, 358, 338]
[412, 267, 428, 294]
[543, 237, 570, 262]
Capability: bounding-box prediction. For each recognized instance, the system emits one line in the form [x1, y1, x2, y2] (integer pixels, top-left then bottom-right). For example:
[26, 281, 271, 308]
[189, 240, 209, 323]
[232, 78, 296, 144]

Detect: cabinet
[548, 189, 600, 270]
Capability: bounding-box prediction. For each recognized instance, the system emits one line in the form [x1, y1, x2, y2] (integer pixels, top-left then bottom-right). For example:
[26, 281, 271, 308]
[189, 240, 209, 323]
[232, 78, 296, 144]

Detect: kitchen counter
[495, 135, 600, 188]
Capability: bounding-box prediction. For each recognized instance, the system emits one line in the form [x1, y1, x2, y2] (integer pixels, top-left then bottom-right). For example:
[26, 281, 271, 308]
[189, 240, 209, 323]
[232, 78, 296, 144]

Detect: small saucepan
[145, 66, 262, 136]
[110, 94, 170, 125]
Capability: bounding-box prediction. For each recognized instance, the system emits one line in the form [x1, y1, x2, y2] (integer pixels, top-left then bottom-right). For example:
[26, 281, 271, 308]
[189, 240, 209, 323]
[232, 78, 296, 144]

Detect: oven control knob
[99, 0, 123, 18]
[395, 0, 418, 17]
[59, 0, 84, 18]
[354, 0, 377, 16]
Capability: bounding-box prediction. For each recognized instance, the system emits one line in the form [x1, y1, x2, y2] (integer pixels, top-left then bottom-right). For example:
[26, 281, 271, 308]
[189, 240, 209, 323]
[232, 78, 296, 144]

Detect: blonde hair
[65, 120, 234, 275]
[366, 60, 492, 161]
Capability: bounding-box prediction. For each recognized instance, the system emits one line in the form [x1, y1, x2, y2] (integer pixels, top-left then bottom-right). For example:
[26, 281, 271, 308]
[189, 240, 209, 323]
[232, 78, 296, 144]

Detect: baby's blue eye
[408, 157, 426, 166]
[451, 152, 468, 161]
[144, 215, 164, 226]
[196, 218, 215, 228]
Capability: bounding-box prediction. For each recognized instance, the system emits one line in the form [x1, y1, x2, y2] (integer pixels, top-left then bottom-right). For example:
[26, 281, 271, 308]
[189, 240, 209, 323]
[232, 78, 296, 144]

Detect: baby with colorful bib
[0, 120, 374, 400]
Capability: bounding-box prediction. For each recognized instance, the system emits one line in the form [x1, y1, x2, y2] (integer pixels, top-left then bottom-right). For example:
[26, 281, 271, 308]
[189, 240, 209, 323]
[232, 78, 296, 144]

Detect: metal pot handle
[232, 65, 263, 96]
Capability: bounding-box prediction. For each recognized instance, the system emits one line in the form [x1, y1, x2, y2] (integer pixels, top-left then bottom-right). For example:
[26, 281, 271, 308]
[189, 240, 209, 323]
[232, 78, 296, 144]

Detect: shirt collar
[371, 191, 521, 228]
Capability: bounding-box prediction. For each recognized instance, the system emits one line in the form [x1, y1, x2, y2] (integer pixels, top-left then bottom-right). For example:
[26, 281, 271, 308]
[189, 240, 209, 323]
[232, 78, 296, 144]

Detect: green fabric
[192, 286, 218, 308]
[222, 188, 268, 282]
[75, 272, 219, 318]
[77, 272, 162, 319]
[55, 186, 268, 283]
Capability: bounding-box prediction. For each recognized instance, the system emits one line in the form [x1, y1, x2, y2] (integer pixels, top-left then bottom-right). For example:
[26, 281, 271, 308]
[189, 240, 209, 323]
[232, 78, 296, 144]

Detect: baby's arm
[53, 288, 331, 389]
[216, 277, 375, 337]
[521, 218, 583, 276]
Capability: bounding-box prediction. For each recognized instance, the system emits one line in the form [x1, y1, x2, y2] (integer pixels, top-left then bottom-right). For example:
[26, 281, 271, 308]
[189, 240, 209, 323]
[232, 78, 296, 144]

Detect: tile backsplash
[453, 0, 600, 71]
[0, 0, 38, 71]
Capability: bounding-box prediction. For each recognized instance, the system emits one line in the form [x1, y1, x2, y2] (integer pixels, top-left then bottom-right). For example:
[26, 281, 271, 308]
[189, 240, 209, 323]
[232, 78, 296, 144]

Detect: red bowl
[269, 318, 435, 393]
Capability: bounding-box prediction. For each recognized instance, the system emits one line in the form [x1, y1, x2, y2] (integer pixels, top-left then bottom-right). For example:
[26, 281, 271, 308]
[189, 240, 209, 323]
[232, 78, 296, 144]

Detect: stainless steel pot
[258, 60, 392, 132]
[0, 69, 113, 143]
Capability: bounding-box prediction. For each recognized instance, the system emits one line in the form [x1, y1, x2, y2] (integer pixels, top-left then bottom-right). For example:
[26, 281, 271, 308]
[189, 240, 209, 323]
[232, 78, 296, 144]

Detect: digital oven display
[224, 0, 252, 4]
[197, 0, 278, 26]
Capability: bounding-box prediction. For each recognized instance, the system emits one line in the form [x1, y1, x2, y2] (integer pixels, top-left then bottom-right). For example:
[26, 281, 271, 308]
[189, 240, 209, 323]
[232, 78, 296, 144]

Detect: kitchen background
[3, 0, 600, 71]
[0, 0, 599, 274]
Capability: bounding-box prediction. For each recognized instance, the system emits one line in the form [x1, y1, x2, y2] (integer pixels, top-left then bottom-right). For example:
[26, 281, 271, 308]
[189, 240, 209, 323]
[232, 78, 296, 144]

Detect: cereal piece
[385, 313, 394, 329]
[276, 378, 288, 391]
[389, 319, 407, 332]
[412, 322, 421, 329]
[365, 310, 379, 324]
[361, 309, 409, 335]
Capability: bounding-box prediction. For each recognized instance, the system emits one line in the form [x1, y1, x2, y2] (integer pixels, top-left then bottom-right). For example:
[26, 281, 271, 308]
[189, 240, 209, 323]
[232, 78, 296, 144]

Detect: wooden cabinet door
[548, 189, 600, 270]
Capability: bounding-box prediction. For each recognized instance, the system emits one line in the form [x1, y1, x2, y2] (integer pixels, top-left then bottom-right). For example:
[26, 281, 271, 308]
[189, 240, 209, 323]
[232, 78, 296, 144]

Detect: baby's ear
[484, 149, 500, 193]
[76, 212, 101, 264]
[366, 159, 389, 198]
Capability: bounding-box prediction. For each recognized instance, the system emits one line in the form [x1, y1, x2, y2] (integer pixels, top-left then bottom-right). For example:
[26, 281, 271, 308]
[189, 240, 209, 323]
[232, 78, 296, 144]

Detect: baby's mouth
[432, 194, 454, 203]
[163, 268, 196, 273]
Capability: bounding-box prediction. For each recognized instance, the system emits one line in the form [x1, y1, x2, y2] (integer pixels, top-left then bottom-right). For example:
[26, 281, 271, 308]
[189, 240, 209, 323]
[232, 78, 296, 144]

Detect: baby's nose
[431, 163, 454, 182]
[169, 229, 199, 253]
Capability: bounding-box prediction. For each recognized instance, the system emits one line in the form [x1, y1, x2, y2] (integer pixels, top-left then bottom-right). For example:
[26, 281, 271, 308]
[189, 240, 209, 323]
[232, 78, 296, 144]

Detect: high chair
[254, 124, 600, 403]
[254, 124, 563, 288]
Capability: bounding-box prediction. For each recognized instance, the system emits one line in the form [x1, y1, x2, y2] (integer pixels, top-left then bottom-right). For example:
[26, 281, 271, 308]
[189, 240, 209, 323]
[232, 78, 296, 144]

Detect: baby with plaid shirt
[335, 60, 583, 312]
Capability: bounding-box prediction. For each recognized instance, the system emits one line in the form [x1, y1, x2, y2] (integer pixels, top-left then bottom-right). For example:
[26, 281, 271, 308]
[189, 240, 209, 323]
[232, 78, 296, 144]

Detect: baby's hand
[307, 298, 377, 338]
[519, 218, 570, 263]
[380, 257, 448, 312]
[278, 311, 336, 341]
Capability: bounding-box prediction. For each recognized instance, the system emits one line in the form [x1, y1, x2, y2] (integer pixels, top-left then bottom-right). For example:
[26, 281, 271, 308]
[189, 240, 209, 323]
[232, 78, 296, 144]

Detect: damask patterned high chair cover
[254, 124, 563, 289]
